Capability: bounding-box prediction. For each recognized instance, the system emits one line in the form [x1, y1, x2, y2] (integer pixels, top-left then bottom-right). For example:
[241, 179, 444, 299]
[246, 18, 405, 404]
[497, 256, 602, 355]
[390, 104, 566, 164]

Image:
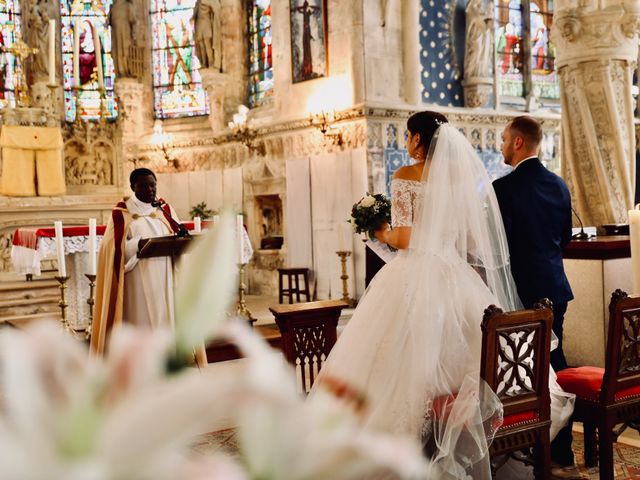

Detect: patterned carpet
[573, 434, 640, 479]
[193, 429, 640, 479]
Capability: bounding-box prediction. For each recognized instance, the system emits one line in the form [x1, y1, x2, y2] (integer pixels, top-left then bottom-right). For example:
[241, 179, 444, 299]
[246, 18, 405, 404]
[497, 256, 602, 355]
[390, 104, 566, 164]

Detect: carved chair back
[480, 300, 553, 421]
[602, 290, 640, 403]
[270, 300, 347, 393]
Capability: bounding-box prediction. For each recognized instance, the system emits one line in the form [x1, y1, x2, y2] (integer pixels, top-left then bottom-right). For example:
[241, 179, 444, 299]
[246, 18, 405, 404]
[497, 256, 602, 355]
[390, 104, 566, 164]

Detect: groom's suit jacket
[492, 158, 574, 308]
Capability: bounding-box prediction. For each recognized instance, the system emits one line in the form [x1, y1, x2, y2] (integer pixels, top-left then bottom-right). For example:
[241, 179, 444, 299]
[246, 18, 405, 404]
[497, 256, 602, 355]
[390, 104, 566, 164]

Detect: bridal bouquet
[350, 193, 392, 240]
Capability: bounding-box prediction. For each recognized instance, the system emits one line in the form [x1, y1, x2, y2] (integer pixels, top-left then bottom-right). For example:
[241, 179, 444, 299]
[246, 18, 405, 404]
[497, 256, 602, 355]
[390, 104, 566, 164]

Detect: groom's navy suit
[492, 157, 574, 371]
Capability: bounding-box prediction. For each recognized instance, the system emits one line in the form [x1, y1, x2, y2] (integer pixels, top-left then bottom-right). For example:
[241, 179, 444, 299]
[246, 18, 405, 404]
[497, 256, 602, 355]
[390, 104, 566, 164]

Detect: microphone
[571, 207, 590, 240]
[152, 198, 191, 238]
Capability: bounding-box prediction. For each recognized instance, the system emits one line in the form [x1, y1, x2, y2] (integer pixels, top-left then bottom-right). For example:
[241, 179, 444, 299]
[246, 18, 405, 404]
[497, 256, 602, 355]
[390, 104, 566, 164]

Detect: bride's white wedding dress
[309, 125, 573, 479]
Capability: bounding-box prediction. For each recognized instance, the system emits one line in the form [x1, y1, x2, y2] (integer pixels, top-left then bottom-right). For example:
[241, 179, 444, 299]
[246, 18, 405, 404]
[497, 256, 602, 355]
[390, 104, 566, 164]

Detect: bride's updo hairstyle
[406, 110, 449, 150]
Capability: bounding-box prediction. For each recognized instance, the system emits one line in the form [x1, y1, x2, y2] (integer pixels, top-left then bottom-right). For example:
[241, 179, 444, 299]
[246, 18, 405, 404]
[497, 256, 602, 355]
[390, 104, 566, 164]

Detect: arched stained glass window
[150, 0, 209, 119]
[495, 0, 558, 105]
[247, 0, 272, 108]
[529, 1, 557, 99]
[0, 0, 22, 108]
[60, 0, 117, 122]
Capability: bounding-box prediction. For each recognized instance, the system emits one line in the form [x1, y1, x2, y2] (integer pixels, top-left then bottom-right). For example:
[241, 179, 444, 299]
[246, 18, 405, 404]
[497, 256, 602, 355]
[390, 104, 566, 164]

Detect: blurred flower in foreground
[0, 215, 428, 480]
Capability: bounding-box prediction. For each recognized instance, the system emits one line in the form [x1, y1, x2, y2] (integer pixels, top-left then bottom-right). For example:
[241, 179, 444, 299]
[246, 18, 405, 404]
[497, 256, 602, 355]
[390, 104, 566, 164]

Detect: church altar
[11, 220, 254, 276]
[563, 236, 633, 368]
[9, 220, 254, 330]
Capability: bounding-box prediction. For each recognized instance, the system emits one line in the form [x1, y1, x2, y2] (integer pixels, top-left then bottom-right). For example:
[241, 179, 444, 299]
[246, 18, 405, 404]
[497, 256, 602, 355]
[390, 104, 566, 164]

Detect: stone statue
[464, 0, 494, 79]
[108, 0, 139, 77]
[192, 0, 222, 70]
[26, 0, 56, 79]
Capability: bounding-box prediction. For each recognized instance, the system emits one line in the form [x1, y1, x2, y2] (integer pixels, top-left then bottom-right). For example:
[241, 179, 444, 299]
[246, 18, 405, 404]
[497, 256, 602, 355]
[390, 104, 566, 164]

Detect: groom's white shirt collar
[513, 155, 538, 170]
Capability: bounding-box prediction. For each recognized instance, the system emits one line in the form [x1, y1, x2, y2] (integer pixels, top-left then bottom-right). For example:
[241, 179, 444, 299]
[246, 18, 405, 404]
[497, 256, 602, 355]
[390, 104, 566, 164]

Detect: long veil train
[310, 124, 562, 478]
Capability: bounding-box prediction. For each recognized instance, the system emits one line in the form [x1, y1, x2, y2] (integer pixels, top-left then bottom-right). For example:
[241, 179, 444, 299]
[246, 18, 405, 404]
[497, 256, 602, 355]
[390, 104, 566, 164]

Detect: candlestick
[73, 19, 80, 88]
[630, 210, 640, 294]
[237, 263, 256, 325]
[236, 214, 244, 264]
[85, 273, 96, 340]
[194, 216, 202, 233]
[336, 251, 354, 306]
[48, 19, 56, 86]
[88, 218, 97, 275]
[54, 221, 67, 277]
[55, 275, 69, 331]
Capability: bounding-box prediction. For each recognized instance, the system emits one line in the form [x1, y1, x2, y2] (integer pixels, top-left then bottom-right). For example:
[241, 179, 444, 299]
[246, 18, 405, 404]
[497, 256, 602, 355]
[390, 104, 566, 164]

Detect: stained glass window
[495, 0, 524, 98]
[247, 0, 273, 108]
[150, 0, 209, 119]
[0, 0, 21, 108]
[530, 1, 558, 99]
[60, 0, 117, 122]
[495, 0, 558, 104]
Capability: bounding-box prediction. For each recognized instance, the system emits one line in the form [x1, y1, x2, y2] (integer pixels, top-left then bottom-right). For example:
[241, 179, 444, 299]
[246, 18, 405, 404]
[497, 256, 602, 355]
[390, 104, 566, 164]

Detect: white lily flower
[174, 211, 238, 357]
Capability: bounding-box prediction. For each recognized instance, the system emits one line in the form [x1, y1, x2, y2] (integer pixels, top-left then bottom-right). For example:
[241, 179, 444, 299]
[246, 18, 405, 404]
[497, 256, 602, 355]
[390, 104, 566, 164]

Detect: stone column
[402, 0, 421, 105]
[115, 78, 145, 143]
[551, 1, 640, 225]
[200, 68, 228, 132]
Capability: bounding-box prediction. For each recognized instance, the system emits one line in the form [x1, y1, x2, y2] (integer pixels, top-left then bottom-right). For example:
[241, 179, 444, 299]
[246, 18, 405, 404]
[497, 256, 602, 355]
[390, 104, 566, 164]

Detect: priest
[91, 168, 181, 354]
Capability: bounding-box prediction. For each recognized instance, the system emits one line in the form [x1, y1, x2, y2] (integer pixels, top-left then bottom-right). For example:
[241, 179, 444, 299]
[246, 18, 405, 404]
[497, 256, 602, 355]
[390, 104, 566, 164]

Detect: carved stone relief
[0, 233, 13, 272]
[462, 0, 494, 108]
[62, 122, 120, 190]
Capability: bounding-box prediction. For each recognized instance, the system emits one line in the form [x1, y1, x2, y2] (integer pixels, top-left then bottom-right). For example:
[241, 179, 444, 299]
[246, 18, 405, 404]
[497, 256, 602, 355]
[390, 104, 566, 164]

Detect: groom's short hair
[509, 116, 543, 149]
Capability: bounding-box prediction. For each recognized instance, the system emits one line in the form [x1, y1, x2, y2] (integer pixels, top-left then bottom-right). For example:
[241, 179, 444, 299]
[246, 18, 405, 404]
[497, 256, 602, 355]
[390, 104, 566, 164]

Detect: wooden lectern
[137, 235, 193, 259]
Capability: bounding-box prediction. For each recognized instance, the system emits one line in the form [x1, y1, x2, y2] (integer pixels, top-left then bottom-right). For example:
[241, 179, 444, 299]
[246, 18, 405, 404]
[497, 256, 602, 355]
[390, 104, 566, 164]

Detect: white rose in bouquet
[359, 195, 377, 208]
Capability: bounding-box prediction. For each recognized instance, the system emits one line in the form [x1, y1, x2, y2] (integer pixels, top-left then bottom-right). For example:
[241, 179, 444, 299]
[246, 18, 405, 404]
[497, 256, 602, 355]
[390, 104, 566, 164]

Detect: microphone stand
[152, 199, 191, 238]
[571, 207, 590, 240]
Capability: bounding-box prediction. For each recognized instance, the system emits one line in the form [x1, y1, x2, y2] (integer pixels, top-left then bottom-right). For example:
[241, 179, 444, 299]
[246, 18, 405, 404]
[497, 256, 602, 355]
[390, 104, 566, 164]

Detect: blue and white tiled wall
[373, 122, 560, 197]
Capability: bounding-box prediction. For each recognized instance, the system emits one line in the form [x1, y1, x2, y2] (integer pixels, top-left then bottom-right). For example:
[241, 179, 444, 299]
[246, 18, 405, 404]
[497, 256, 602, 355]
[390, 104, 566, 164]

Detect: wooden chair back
[480, 300, 553, 422]
[270, 300, 348, 393]
[602, 290, 640, 403]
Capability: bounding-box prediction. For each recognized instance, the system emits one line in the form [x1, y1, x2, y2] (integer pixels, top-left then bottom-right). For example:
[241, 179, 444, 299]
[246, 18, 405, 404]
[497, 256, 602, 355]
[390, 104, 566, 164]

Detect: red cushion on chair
[500, 410, 538, 429]
[556, 366, 640, 402]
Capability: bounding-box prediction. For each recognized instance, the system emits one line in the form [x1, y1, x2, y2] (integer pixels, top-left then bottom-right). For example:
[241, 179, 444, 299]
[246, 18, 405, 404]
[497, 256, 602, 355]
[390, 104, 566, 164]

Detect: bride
[309, 111, 573, 478]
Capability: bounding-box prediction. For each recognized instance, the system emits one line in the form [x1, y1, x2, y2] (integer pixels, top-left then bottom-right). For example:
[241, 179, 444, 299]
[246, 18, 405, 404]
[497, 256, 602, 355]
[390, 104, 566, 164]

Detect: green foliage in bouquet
[350, 193, 392, 240]
[189, 201, 216, 220]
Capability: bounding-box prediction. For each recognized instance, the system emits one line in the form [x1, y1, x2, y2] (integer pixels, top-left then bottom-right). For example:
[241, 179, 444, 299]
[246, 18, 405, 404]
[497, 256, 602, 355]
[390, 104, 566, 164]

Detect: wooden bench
[270, 299, 349, 393]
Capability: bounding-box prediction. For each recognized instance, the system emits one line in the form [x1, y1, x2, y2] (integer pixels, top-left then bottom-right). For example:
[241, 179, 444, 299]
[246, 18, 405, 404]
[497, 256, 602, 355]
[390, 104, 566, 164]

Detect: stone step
[0, 294, 60, 309]
[0, 311, 60, 325]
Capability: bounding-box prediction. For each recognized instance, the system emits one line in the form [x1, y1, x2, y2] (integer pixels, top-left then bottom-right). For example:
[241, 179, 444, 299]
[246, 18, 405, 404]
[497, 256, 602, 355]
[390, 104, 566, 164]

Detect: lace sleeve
[391, 180, 415, 227]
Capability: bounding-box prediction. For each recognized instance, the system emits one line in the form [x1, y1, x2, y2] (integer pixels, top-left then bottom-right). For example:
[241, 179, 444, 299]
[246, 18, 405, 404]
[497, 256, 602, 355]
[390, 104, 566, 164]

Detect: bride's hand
[374, 223, 389, 243]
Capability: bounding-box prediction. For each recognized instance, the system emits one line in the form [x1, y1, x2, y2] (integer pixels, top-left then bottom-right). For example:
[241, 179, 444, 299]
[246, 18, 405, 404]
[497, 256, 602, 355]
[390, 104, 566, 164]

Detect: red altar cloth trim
[13, 225, 108, 250]
[12, 221, 209, 250]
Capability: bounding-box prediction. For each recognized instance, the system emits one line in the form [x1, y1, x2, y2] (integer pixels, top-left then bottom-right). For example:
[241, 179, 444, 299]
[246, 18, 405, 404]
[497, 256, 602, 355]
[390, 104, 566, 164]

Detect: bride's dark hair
[407, 111, 449, 149]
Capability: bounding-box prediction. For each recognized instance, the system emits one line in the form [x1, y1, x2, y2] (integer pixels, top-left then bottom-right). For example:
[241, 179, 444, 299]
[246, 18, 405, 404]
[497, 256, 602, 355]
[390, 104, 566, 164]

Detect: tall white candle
[48, 19, 55, 85]
[337, 223, 351, 252]
[88, 218, 97, 275]
[630, 210, 640, 295]
[73, 20, 80, 88]
[54, 221, 67, 277]
[194, 216, 202, 233]
[213, 214, 220, 226]
[93, 24, 104, 91]
[237, 214, 244, 264]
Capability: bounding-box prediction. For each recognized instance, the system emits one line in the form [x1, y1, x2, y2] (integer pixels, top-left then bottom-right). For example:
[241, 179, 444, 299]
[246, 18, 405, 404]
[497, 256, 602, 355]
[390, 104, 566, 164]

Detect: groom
[493, 116, 580, 478]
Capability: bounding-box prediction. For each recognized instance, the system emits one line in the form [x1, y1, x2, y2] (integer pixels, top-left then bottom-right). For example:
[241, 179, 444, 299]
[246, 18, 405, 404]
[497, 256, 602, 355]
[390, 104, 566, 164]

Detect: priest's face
[132, 174, 157, 204]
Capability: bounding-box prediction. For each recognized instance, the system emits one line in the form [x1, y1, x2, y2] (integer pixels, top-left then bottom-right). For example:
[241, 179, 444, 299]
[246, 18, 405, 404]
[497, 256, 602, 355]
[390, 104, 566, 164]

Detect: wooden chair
[277, 267, 311, 304]
[269, 299, 348, 393]
[481, 299, 554, 479]
[556, 289, 640, 480]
